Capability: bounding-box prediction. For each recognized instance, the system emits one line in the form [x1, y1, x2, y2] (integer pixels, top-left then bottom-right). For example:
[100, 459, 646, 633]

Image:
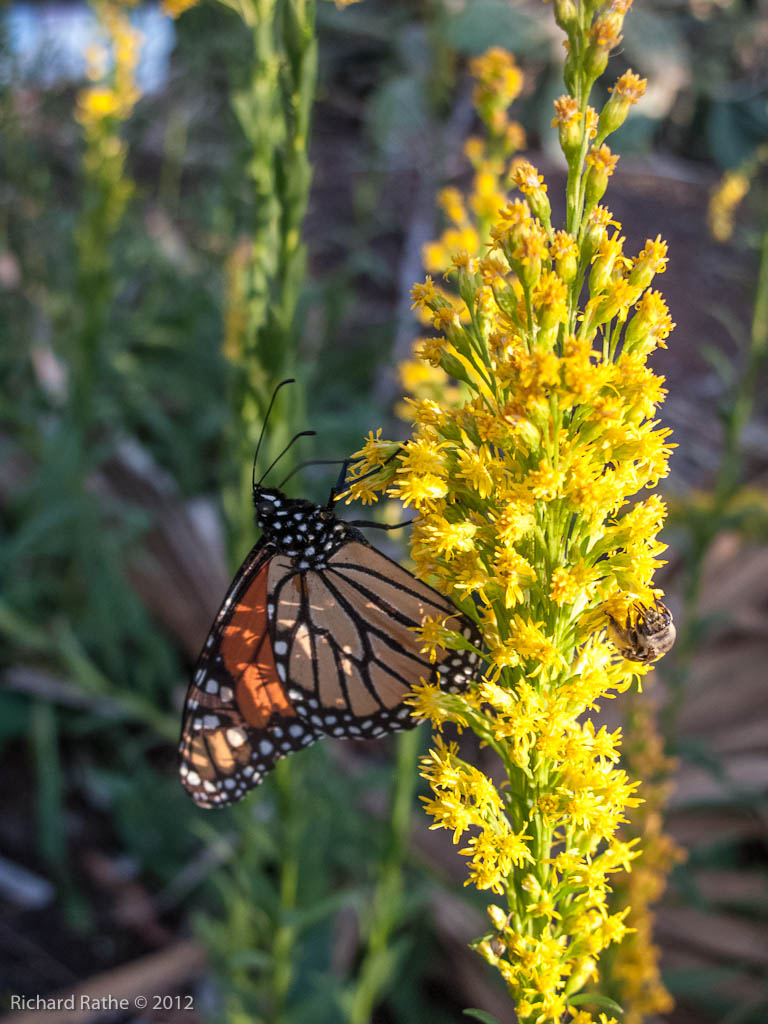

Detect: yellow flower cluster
[347, 3, 676, 1017]
[76, 2, 142, 228]
[420, 50, 526, 276]
[77, 4, 140, 127]
[469, 46, 525, 151]
[708, 169, 750, 242]
[603, 687, 685, 1023]
[405, 51, 528, 405]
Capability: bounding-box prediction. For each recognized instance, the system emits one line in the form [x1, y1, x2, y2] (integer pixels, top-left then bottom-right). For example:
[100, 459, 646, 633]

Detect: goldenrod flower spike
[76, 5, 141, 136]
[72, 0, 142, 424]
[348, 5, 678, 1020]
[709, 169, 751, 241]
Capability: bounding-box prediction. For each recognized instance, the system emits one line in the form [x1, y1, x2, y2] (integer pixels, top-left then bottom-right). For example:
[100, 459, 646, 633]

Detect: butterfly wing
[181, 533, 482, 807]
[268, 540, 481, 740]
[178, 543, 319, 808]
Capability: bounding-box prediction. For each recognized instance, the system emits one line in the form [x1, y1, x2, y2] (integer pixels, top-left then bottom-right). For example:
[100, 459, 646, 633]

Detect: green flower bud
[553, 0, 578, 31]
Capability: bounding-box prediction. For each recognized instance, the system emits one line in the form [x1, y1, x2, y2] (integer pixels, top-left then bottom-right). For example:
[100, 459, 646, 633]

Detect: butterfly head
[253, 484, 344, 561]
[253, 486, 295, 528]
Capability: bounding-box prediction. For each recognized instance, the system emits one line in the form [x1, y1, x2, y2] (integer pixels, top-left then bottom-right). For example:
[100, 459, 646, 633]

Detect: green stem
[227, 0, 317, 555]
[270, 758, 300, 1022]
[31, 701, 66, 878]
[716, 224, 768, 502]
[214, 4, 320, 1017]
[345, 728, 421, 1024]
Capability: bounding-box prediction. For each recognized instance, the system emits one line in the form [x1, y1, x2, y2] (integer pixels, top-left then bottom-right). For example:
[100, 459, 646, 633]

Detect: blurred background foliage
[0, 0, 767, 1022]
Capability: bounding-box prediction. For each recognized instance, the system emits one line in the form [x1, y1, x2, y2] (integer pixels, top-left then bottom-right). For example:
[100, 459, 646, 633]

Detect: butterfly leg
[329, 447, 405, 506]
[334, 458, 353, 494]
[344, 518, 416, 531]
[328, 451, 403, 506]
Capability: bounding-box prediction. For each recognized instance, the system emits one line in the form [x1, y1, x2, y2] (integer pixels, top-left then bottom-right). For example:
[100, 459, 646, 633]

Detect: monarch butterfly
[179, 383, 482, 808]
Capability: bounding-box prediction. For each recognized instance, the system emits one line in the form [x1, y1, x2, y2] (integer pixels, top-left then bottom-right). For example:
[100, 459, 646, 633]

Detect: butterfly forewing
[179, 545, 318, 808]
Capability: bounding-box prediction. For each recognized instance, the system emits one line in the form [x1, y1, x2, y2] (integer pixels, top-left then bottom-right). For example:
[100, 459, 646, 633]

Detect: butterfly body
[253, 485, 364, 567]
[180, 480, 481, 808]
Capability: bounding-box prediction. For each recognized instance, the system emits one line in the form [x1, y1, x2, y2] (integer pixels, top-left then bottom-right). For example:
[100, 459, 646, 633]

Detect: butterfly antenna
[252, 378, 296, 490]
[258, 431, 316, 487]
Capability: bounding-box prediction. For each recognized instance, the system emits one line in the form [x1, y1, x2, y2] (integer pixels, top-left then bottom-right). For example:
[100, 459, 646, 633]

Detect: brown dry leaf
[696, 534, 768, 623]
[671, 754, 768, 806]
[655, 906, 768, 967]
[691, 868, 768, 909]
[662, 948, 768, 1005]
[90, 439, 230, 657]
[667, 807, 767, 848]
[677, 642, 768, 735]
[0, 940, 207, 1024]
[80, 850, 171, 947]
[709, 717, 768, 755]
[651, 528, 768, 1019]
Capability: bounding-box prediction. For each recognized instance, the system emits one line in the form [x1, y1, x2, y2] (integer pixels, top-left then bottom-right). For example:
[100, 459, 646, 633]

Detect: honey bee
[607, 600, 676, 664]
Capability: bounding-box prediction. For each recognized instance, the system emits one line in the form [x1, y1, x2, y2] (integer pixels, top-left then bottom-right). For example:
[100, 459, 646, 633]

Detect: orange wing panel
[220, 560, 297, 728]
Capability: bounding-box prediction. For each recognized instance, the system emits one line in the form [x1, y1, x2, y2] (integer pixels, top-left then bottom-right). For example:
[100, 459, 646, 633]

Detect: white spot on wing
[227, 727, 247, 747]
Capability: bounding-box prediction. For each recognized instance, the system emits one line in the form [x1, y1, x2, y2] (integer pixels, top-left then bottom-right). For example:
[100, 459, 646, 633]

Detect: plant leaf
[463, 1010, 502, 1024]
[568, 992, 624, 1015]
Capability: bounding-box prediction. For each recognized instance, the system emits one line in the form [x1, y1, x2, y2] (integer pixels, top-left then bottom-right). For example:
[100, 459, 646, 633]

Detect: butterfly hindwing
[268, 540, 481, 741]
